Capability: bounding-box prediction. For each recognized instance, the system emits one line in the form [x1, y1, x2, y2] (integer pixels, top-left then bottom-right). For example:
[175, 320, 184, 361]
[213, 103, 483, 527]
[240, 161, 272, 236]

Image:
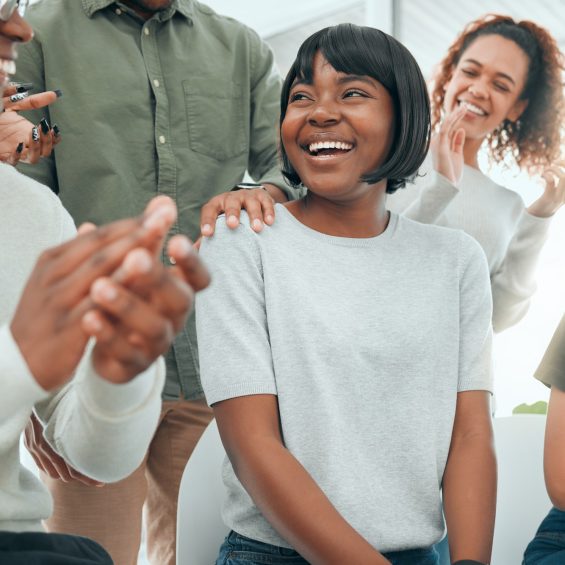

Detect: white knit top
[387, 162, 551, 332]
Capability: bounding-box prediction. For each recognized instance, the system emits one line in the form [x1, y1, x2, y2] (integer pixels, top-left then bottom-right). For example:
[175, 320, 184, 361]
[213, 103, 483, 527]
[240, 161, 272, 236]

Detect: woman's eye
[461, 69, 477, 77]
[344, 90, 365, 98]
[290, 92, 309, 102]
[493, 82, 510, 93]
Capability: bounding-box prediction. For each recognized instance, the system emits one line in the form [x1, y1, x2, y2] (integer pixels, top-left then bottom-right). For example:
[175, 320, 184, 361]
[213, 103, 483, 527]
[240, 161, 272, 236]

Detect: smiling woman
[387, 14, 565, 334]
[197, 23, 496, 565]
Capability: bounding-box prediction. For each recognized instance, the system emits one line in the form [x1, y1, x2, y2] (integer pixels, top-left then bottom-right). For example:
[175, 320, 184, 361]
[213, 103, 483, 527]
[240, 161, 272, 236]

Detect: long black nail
[9, 92, 28, 103]
[16, 83, 34, 93]
[40, 118, 50, 135]
[53, 124, 61, 136]
[32, 126, 39, 142]
[54, 89, 63, 98]
[16, 142, 23, 154]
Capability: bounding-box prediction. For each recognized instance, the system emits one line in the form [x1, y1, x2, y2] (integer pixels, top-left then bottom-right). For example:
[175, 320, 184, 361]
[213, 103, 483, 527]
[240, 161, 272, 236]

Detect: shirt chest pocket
[183, 79, 248, 161]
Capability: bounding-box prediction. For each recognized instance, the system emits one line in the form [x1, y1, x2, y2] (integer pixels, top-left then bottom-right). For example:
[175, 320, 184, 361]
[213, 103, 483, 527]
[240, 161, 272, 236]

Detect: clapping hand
[528, 161, 565, 218]
[430, 105, 466, 186]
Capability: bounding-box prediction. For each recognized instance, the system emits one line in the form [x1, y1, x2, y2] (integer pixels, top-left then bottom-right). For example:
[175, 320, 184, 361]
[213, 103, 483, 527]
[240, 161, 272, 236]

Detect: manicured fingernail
[252, 218, 263, 231]
[54, 89, 63, 98]
[83, 311, 102, 333]
[227, 215, 238, 226]
[16, 142, 23, 154]
[31, 126, 39, 142]
[16, 82, 33, 93]
[40, 118, 50, 134]
[92, 279, 117, 301]
[9, 92, 28, 103]
[52, 124, 60, 136]
[265, 214, 274, 224]
[201, 224, 212, 236]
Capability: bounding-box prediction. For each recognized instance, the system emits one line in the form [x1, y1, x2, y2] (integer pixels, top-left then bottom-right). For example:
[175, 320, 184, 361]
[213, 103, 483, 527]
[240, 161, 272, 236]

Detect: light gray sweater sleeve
[490, 211, 552, 333]
[196, 219, 277, 405]
[458, 233, 494, 393]
[398, 171, 459, 224]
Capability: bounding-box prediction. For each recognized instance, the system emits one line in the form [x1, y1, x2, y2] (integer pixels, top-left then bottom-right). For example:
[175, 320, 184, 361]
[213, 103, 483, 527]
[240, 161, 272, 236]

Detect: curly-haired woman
[387, 14, 565, 333]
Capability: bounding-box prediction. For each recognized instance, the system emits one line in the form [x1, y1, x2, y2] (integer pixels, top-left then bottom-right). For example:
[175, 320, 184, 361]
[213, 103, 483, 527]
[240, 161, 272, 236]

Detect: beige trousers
[42, 398, 214, 565]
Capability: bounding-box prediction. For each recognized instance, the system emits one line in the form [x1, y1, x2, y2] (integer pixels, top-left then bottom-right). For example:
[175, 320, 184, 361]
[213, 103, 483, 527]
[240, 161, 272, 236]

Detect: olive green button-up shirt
[16, 0, 295, 400]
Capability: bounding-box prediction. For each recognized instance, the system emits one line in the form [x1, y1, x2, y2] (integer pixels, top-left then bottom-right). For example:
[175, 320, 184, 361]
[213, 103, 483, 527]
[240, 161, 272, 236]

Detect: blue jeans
[524, 507, 565, 564]
[217, 531, 439, 565]
[0, 531, 112, 564]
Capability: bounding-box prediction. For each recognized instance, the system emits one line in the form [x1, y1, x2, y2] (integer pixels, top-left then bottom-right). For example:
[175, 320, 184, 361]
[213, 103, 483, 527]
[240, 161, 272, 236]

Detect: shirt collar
[81, 0, 194, 21]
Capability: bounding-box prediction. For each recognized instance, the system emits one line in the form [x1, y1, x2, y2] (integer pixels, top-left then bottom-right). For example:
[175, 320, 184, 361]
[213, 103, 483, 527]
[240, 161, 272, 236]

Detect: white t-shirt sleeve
[457, 233, 494, 393]
[196, 218, 277, 406]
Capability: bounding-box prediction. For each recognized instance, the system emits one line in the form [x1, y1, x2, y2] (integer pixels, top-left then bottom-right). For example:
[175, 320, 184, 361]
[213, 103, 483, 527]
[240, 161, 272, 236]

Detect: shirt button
[115, 8, 122, 15]
[153, 79, 160, 88]
[159, 135, 166, 144]
[144, 27, 150, 36]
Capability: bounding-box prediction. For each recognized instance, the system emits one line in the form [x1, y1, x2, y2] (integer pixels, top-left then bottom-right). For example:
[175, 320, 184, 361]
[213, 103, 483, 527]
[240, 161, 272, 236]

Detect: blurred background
[206, 0, 565, 416]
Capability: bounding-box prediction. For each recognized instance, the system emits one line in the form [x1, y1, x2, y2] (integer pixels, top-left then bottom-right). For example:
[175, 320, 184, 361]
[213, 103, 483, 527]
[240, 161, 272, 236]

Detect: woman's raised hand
[528, 161, 565, 218]
[430, 105, 466, 186]
[0, 86, 62, 164]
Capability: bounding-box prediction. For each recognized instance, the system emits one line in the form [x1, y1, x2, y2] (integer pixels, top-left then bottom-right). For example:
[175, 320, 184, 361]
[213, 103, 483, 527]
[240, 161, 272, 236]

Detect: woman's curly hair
[430, 14, 565, 173]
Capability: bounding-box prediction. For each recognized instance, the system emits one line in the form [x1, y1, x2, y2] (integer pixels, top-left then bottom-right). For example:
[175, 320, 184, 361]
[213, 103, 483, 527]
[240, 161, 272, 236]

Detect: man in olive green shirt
[15, 1, 295, 563]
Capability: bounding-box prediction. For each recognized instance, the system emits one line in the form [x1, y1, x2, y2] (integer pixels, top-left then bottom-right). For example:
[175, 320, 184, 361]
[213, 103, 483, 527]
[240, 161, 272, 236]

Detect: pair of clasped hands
[17, 196, 209, 484]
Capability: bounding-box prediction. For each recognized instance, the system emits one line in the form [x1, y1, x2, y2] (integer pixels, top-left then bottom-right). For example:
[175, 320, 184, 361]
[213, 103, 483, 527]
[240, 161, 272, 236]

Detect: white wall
[205, 0, 362, 37]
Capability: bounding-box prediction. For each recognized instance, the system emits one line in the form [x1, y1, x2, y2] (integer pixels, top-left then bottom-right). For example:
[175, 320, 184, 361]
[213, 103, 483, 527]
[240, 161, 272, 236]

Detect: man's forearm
[443, 432, 496, 564]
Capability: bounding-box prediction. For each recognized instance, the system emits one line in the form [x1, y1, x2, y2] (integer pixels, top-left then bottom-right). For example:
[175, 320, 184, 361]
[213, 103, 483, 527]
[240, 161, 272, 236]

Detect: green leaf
[512, 401, 548, 415]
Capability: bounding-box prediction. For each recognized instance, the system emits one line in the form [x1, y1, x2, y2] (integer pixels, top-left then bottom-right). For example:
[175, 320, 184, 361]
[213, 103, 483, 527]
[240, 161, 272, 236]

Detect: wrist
[527, 198, 558, 218]
[262, 182, 288, 203]
[231, 182, 266, 192]
[82, 355, 163, 417]
[452, 560, 487, 565]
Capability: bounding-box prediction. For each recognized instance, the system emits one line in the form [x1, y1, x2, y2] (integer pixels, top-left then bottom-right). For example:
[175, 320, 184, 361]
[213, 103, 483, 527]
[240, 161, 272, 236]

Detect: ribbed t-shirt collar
[276, 204, 398, 248]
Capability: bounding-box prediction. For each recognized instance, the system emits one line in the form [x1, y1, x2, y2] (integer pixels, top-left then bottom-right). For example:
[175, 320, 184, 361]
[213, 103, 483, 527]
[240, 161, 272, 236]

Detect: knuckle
[147, 321, 167, 341]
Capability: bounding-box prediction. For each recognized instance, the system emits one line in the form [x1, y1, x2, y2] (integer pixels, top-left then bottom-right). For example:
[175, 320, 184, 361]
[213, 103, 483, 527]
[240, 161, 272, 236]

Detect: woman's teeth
[308, 140, 353, 155]
[459, 100, 486, 116]
[0, 58, 16, 76]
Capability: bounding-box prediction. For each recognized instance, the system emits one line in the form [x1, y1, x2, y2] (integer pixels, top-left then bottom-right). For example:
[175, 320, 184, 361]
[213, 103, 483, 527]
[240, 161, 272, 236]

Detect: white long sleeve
[392, 169, 460, 223]
[35, 351, 165, 483]
[490, 211, 551, 332]
[387, 162, 552, 332]
[0, 163, 165, 531]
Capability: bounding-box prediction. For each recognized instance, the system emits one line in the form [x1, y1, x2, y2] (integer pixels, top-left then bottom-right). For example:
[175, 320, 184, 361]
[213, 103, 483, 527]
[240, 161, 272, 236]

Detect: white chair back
[176, 419, 229, 565]
[492, 415, 551, 564]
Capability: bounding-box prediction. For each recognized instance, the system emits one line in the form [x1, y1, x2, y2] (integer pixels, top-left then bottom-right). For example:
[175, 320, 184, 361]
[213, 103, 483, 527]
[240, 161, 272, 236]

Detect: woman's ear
[507, 98, 529, 122]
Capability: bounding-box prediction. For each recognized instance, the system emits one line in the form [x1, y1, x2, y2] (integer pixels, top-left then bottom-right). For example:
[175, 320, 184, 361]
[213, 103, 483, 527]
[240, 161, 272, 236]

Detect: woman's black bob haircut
[280, 24, 431, 194]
